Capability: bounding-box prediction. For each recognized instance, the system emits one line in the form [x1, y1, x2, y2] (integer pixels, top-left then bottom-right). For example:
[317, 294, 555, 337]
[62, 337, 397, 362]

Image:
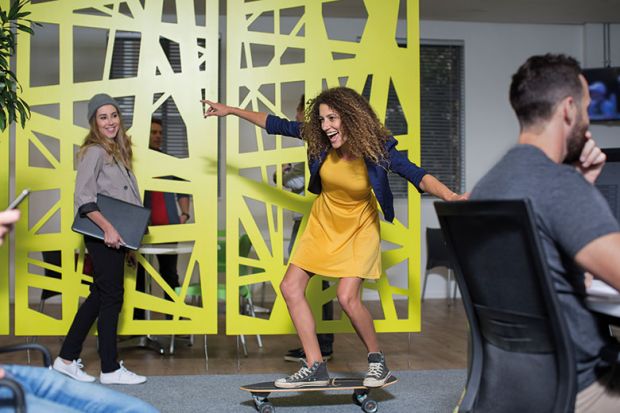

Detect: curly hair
[302, 87, 390, 164]
[78, 112, 134, 170]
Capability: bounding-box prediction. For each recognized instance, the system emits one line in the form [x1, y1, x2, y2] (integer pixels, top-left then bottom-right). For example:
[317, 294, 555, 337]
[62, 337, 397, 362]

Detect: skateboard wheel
[361, 398, 378, 413]
[259, 403, 274, 413]
[352, 392, 365, 406]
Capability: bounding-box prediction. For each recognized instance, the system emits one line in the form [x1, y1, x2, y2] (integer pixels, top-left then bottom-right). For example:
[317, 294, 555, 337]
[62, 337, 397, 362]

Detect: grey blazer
[75, 145, 142, 217]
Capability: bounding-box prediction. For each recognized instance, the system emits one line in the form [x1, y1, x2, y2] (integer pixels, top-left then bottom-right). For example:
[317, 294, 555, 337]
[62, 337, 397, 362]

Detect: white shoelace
[288, 366, 312, 381]
[72, 359, 88, 376]
[367, 362, 384, 378]
[118, 361, 136, 376]
[73, 359, 85, 369]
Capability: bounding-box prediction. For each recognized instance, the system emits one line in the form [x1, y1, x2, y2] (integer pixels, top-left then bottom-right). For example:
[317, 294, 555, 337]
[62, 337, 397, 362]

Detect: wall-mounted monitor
[583, 67, 620, 123]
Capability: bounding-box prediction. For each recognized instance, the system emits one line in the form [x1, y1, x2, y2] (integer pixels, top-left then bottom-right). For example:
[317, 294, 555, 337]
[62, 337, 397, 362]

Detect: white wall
[419, 21, 620, 297]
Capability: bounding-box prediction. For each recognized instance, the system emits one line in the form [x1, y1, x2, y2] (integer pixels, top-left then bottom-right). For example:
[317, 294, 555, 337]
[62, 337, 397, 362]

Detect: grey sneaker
[363, 352, 391, 387]
[274, 360, 330, 388]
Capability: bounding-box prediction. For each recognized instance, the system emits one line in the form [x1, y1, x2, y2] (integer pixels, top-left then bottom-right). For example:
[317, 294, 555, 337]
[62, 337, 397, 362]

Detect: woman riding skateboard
[203, 87, 466, 388]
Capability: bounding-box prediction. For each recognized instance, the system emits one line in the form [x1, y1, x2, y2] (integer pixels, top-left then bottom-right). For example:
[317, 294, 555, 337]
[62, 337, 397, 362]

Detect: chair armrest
[0, 377, 26, 413]
[0, 344, 52, 367]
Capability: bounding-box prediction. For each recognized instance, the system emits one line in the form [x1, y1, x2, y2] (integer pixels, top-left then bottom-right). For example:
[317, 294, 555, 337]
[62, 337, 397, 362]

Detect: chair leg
[260, 281, 266, 307]
[169, 335, 175, 355]
[204, 335, 208, 371]
[421, 270, 430, 302]
[447, 270, 454, 306]
[451, 270, 458, 301]
[239, 334, 248, 357]
[245, 295, 263, 348]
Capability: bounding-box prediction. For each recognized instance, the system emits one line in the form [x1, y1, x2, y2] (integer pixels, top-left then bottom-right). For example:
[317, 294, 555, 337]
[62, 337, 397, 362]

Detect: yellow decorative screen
[224, 0, 421, 335]
[8, 0, 420, 338]
[13, 0, 219, 336]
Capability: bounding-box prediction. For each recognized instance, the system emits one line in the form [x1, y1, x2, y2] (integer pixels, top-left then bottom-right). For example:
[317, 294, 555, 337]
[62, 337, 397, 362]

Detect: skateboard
[240, 375, 398, 413]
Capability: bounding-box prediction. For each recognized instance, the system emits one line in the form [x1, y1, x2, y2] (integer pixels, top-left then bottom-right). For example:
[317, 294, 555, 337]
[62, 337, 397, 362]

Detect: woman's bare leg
[337, 277, 380, 353]
[279, 264, 323, 365]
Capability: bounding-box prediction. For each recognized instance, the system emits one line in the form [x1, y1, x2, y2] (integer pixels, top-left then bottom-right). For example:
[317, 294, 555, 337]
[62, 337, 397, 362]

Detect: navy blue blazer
[265, 115, 427, 223]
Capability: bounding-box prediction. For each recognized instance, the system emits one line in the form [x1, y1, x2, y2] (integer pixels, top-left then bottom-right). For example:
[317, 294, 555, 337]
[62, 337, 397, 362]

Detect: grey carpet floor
[117, 369, 466, 412]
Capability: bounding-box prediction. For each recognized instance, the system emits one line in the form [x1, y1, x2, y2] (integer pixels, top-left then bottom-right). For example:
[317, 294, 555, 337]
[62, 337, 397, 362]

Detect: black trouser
[59, 236, 124, 373]
[134, 253, 180, 320]
[290, 220, 334, 351]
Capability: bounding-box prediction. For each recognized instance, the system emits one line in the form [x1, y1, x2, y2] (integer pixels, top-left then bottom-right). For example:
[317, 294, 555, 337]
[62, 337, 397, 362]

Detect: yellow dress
[290, 150, 381, 279]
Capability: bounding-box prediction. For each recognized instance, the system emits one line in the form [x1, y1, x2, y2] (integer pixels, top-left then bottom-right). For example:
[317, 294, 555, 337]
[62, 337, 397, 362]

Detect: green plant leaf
[16, 24, 33, 34]
[7, 103, 15, 124]
[0, 0, 35, 130]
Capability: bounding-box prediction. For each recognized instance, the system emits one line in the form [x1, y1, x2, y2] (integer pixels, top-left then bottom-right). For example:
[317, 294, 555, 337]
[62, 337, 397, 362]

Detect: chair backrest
[425, 227, 453, 270]
[217, 232, 253, 275]
[434, 200, 576, 413]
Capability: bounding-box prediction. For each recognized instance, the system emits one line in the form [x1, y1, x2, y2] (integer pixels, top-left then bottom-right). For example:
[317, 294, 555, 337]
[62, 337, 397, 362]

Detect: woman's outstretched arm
[419, 174, 468, 201]
[202, 99, 302, 139]
[202, 99, 268, 128]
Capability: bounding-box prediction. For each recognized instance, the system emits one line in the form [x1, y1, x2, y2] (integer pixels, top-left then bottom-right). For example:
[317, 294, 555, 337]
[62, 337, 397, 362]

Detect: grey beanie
[87, 93, 121, 121]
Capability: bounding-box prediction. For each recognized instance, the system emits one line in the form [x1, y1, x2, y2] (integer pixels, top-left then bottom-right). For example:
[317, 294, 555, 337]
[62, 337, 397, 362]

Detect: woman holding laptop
[53, 94, 146, 385]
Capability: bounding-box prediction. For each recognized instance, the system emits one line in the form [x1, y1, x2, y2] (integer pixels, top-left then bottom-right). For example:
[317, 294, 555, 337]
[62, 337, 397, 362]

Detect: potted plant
[0, 0, 36, 131]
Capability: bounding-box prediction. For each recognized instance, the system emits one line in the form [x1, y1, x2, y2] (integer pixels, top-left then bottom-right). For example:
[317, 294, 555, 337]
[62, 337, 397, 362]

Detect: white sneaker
[52, 357, 96, 383]
[99, 361, 146, 385]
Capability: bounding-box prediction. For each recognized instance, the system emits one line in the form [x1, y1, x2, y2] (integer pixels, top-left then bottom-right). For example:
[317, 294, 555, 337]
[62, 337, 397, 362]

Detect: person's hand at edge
[0, 209, 20, 246]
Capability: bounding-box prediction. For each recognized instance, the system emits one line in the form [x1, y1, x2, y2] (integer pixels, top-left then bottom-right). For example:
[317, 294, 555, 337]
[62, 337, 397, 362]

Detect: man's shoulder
[472, 145, 586, 199]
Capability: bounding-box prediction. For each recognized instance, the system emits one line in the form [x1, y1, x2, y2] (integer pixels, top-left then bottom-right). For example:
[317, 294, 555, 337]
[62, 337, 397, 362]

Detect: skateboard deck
[240, 376, 397, 413]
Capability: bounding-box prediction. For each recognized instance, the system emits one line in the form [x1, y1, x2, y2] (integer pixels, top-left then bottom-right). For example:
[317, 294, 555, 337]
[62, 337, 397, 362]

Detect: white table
[138, 242, 194, 256]
[586, 280, 620, 319]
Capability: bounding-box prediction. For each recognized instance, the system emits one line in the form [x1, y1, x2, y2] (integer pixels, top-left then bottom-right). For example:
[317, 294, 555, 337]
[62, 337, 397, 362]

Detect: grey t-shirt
[471, 144, 619, 391]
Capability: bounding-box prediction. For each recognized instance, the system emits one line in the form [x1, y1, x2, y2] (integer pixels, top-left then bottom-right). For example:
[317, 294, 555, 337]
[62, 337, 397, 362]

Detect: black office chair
[421, 227, 458, 302]
[434, 200, 576, 413]
[0, 343, 53, 413]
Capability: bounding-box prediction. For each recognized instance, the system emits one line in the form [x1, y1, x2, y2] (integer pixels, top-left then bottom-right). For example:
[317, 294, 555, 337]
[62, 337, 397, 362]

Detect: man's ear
[561, 96, 577, 127]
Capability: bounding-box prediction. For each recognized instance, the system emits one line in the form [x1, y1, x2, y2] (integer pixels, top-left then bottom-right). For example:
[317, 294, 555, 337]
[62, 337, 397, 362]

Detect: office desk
[120, 242, 194, 355]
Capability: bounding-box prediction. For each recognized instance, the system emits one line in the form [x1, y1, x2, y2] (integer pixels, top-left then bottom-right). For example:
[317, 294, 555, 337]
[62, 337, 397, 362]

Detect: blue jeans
[0, 365, 158, 413]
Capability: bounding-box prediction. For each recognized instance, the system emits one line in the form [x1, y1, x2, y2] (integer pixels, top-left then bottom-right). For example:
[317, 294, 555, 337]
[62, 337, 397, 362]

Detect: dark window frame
[377, 40, 465, 198]
[110, 32, 189, 159]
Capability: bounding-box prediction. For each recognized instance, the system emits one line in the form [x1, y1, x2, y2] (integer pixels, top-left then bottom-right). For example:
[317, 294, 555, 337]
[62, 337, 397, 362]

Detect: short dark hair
[509, 54, 583, 129]
[296, 94, 305, 114]
[151, 117, 162, 126]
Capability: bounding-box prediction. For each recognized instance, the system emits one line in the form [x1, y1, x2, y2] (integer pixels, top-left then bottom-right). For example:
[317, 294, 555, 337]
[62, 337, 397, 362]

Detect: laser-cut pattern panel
[225, 0, 421, 334]
[13, 0, 219, 336]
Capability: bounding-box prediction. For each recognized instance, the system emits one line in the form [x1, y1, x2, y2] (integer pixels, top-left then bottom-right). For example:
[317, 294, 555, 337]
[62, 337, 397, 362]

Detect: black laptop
[72, 194, 151, 250]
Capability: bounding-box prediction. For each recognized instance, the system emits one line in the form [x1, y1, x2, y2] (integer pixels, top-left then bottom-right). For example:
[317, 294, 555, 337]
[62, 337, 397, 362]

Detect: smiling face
[95, 104, 120, 140]
[319, 104, 347, 149]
